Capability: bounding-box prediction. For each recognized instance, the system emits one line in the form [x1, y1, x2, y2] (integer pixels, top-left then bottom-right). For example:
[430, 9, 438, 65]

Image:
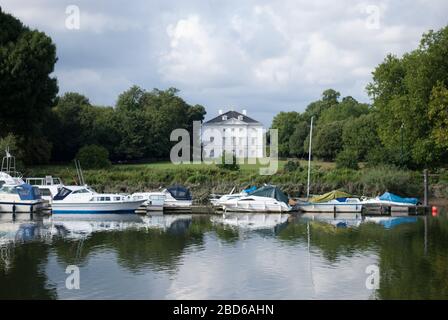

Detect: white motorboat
[361, 192, 419, 208]
[222, 185, 292, 213]
[162, 185, 193, 210]
[25, 176, 63, 204]
[296, 190, 363, 213]
[0, 150, 45, 213]
[210, 186, 256, 208]
[132, 192, 166, 211]
[51, 185, 146, 214]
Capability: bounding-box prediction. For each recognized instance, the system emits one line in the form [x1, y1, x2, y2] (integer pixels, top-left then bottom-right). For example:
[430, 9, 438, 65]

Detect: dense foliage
[75, 145, 111, 169]
[272, 26, 448, 170]
[0, 8, 58, 164]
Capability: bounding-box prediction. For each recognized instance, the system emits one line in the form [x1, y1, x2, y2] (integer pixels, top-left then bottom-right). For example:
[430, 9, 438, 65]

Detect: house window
[210, 149, 215, 157]
[239, 137, 243, 145]
[231, 128, 235, 132]
[222, 115, 228, 120]
[210, 136, 214, 143]
[222, 137, 226, 145]
[232, 137, 236, 145]
[238, 115, 243, 120]
[239, 128, 243, 132]
[252, 137, 256, 145]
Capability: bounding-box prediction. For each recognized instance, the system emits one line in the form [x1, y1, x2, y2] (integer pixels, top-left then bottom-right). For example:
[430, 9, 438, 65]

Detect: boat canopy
[378, 192, 419, 205]
[310, 190, 352, 203]
[167, 185, 192, 200]
[249, 185, 289, 204]
[0, 184, 42, 200]
[243, 186, 257, 193]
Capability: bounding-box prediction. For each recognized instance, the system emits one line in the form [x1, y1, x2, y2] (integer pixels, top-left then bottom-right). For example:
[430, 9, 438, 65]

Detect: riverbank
[23, 161, 448, 203]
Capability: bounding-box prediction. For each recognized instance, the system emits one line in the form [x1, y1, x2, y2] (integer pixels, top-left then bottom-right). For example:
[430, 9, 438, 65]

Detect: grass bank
[23, 160, 448, 203]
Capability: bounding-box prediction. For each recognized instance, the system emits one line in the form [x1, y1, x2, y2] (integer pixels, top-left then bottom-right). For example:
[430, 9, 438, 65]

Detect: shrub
[217, 152, 240, 171]
[336, 149, 359, 170]
[75, 145, 111, 169]
[284, 159, 302, 172]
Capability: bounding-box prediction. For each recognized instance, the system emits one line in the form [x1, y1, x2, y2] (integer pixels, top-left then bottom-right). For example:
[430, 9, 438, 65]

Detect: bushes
[336, 149, 359, 170]
[216, 152, 240, 171]
[284, 159, 303, 172]
[75, 145, 111, 169]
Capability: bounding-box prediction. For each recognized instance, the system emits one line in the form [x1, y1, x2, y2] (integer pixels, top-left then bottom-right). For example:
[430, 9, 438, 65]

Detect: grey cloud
[1, 0, 447, 126]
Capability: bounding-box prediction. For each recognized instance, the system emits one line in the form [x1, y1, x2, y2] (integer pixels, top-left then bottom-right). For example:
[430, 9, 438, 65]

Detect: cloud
[1, 0, 447, 125]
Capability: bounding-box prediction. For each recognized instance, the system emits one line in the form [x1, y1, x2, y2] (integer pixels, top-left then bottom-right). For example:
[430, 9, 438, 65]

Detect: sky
[1, 0, 447, 126]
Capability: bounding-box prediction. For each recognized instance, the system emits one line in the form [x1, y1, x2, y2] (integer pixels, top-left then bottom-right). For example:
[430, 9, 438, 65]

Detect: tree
[49, 93, 92, 161]
[428, 81, 448, 150]
[75, 145, 111, 169]
[367, 26, 448, 168]
[0, 8, 58, 163]
[312, 121, 344, 161]
[342, 113, 380, 161]
[318, 96, 369, 124]
[271, 111, 302, 157]
[288, 121, 309, 157]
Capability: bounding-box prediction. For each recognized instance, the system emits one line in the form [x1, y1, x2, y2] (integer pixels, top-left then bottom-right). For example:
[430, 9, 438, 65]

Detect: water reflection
[0, 210, 448, 299]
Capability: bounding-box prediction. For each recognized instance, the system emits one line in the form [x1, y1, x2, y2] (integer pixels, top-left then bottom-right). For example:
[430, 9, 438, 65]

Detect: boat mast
[306, 116, 314, 199]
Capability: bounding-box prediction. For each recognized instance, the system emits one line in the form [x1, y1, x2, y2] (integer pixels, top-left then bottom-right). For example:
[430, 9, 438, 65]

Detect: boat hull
[297, 203, 363, 213]
[52, 200, 145, 214]
[223, 202, 291, 213]
[0, 201, 44, 213]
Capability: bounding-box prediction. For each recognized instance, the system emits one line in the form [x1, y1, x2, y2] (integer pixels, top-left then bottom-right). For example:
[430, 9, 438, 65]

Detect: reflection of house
[201, 110, 265, 159]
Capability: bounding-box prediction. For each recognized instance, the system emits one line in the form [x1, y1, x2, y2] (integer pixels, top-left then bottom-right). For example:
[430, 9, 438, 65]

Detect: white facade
[201, 110, 265, 159]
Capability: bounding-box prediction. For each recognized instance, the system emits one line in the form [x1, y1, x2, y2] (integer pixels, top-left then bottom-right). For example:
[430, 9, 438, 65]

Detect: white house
[201, 110, 265, 159]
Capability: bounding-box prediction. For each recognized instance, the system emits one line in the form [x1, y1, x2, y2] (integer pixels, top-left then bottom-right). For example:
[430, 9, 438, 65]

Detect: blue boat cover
[379, 192, 418, 205]
[17, 184, 42, 200]
[243, 186, 257, 194]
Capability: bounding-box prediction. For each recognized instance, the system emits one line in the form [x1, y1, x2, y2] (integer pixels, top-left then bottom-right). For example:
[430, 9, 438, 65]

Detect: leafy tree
[367, 26, 448, 168]
[428, 81, 448, 149]
[271, 111, 302, 157]
[319, 96, 369, 124]
[49, 93, 91, 161]
[0, 8, 58, 163]
[312, 121, 344, 161]
[289, 121, 309, 157]
[342, 113, 380, 161]
[75, 145, 111, 169]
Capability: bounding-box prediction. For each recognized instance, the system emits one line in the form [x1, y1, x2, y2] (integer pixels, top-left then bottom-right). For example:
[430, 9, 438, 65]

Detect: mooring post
[423, 169, 428, 207]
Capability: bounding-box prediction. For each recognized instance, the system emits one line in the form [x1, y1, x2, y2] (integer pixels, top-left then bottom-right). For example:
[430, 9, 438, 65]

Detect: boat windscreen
[53, 187, 73, 200]
[167, 185, 192, 200]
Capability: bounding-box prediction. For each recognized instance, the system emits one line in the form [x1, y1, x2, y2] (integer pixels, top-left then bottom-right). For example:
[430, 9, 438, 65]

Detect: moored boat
[295, 190, 363, 213]
[210, 186, 256, 209]
[132, 192, 166, 211]
[51, 186, 145, 214]
[0, 150, 44, 213]
[222, 185, 292, 213]
[162, 185, 193, 210]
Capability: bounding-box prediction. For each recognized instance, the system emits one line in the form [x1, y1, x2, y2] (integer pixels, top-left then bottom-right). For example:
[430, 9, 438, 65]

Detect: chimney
[242, 109, 247, 115]
[219, 109, 223, 115]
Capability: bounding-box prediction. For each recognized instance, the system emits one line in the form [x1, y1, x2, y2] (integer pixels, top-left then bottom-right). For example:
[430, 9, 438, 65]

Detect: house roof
[203, 110, 261, 125]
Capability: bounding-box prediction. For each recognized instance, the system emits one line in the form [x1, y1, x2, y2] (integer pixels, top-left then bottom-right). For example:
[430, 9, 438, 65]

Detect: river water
[1, 209, 447, 300]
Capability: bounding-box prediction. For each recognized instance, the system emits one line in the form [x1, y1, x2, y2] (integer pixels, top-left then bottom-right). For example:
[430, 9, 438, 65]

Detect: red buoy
[432, 206, 438, 217]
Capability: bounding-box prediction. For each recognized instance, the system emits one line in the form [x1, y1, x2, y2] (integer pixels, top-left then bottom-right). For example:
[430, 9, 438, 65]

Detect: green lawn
[118, 158, 335, 172]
